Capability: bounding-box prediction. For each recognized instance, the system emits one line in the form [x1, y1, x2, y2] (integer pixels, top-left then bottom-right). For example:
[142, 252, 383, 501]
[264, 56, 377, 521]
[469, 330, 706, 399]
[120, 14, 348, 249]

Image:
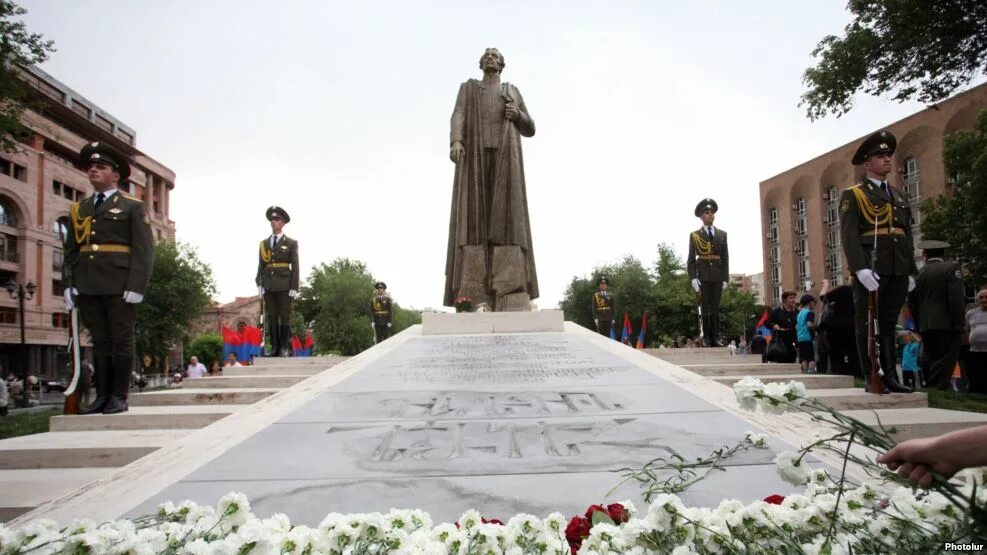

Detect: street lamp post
[6, 280, 36, 407]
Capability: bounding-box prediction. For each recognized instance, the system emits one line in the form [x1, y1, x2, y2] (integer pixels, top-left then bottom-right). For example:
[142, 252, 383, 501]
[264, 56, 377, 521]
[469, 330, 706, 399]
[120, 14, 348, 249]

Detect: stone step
[222, 364, 326, 376]
[0, 468, 114, 522]
[655, 353, 765, 363]
[50, 405, 242, 432]
[128, 388, 280, 406]
[0, 430, 190, 469]
[250, 356, 341, 367]
[713, 374, 855, 389]
[806, 389, 928, 411]
[842, 408, 987, 442]
[180, 375, 308, 389]
[682, 363, 803, 376]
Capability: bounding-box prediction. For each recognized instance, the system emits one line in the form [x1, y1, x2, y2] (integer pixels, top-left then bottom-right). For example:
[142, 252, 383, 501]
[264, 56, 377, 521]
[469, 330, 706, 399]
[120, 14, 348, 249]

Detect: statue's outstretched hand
[449, 141, 465, 163]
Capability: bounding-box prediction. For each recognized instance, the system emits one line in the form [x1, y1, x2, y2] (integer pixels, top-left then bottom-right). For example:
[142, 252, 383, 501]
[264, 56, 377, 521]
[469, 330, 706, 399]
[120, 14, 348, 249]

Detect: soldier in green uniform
[256, 206, 299, 357]
[687, 198, 729, 347]
[839, 130, 916, 393]
[64, 142, 154, 415]
[591, 277, 614, 336]
[369, 281, 393, 343]
[908, 240, 967, 390]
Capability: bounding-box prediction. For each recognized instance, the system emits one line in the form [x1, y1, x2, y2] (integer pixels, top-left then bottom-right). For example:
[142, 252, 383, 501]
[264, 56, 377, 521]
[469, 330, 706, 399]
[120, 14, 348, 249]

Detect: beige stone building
[0, 66, 176, 380]
[759, 83, 987, 307]
[191, 296, 262, 338]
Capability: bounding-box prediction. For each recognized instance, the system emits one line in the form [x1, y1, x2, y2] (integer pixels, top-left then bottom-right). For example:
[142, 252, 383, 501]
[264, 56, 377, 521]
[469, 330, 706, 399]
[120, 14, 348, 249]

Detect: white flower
[733, 377, 764, 410]
[744, 431, 770, 448]
[216, 492, 251, 527]
[775, 451, 811, 485]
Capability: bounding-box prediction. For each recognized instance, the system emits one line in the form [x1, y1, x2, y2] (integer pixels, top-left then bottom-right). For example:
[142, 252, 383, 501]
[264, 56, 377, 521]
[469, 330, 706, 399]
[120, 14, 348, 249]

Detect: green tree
[719, 286, 759, 344]
[560, 255, 656, 337]
[136, 241, 216, 369]
[187, 333, 223, 370]
[801, 0, 987, 120]
[0, 0, 55, 152]
[651, 243, 699, 346]
[296, 258, 419, 356]
[921, 109, 987, 289]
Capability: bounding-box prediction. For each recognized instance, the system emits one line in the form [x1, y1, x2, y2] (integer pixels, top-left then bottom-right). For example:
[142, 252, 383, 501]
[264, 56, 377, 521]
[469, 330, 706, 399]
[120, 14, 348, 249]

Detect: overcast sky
[19, 1, 944, 310]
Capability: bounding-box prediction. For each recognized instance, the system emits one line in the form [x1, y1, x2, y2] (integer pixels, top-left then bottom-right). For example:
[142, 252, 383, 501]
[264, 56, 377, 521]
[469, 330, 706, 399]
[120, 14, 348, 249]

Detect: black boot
[279, 325, 292, 357]
[882, 373, 913, 394]
[103, 354, 131, 414]
[268, 325, 280, 357]
[79, 356, 111, 415]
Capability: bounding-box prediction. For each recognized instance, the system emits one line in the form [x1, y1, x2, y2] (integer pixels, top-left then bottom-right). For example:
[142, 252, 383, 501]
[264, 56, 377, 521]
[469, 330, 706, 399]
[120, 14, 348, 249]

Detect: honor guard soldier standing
[256, 206, 299, 357]
[591, 277, 614, 336]
[687, 198, 729, 347]
[908, 240, 966, 390]
[369, 282, 393, 343]
[840, 130, 916, 393]
[63, 142, 154, 415]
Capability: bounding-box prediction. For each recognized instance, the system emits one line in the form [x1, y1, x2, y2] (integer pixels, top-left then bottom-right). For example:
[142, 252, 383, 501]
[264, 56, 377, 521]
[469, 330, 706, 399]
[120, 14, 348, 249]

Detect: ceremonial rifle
[867, 211, 883, 394]
[260, 294, 268, 357]
[62, 307, 82, 414]
[695, 290, 704, 342]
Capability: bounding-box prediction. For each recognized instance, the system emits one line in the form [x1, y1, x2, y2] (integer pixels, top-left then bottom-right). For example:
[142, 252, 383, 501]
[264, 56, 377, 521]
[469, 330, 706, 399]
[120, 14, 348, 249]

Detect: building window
[52, 279, 64, 296]
[51, 312, 70, 328]
[794, 197, 806, 216]
[798, 258, 810, 281]
[0, 157, 27, 182]
[52, 180, 82, 201]
[53, 217, 69, 243]
[0, 307, 16, 324]
[52, 248, 63, 272]
[0, 233, 17, 263]
[0, 197, 17, 227]
[769, 208, 778, 225]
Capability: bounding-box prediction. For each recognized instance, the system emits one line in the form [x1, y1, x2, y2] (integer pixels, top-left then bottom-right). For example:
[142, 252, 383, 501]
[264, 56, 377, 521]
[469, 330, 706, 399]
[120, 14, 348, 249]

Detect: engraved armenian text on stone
[374, 391, 626, 419]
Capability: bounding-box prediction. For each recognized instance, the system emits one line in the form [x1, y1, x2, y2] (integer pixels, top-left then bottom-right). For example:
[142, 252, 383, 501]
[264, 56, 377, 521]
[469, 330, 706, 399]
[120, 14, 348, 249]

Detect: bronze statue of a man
[444, 48, 539, 311]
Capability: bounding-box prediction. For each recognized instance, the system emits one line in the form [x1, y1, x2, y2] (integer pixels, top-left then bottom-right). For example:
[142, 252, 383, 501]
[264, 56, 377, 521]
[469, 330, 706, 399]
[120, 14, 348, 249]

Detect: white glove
[64, 287, 78, 311]
[122, 291, 144, 304]
[258, 286, 265, 296]
[722, 282, 728, 290]
[387, 322, 392, 328]
[288, 289, 298, 298]
[370, 322, 375, 330]
[907, 275, 916, 293]
[855, 269, 880, 292]
[691, 279, 700, 293]
[594, 319, 599, 327]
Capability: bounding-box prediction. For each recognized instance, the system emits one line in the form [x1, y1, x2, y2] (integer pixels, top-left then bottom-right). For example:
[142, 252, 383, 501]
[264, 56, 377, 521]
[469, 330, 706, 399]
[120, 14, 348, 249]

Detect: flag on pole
[620, 312, 632, 345]
[755, 309, 772, 342]
[901, 306, 916, 331]
[221, 326, 242, 360]
[609, 322, 616, 340]
[240, 326, 263, 361]
[301, 332, 314, 357]
[290, 335, 302, 356]
[635, 313, 647, 349]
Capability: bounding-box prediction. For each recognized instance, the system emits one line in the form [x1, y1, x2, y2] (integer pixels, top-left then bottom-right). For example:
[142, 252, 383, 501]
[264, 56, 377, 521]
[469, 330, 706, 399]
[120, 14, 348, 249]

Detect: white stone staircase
[0, 356, 347, 522]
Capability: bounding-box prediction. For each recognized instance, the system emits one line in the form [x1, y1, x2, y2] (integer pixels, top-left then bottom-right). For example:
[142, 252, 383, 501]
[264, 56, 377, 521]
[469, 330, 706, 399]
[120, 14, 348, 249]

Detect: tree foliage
[136, 241, 216, 367]
[0, 0, 55, 152]
[187, 333, 223, 370]
[801, 0, 987, 120]
[921, 108, 987, 290]
[295, 258, 420, 356]
[560, 244, 760, 347]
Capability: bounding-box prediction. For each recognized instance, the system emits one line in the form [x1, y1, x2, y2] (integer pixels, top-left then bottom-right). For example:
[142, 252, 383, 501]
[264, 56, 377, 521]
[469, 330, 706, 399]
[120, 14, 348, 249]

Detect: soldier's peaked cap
[852, 130, 897, 165]
[695, 198, 718, 217]
[916, 239, 950, 250]
[599, 277, 608, 285]
[266, 206, 290, 223]
[375, 281, 387, 289]
[78, 141, 130, 181]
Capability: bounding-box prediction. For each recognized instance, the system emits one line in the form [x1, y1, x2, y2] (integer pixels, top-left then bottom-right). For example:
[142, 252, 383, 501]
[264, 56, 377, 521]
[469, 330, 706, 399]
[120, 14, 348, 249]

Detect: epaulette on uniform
[119, 192, 143, 202]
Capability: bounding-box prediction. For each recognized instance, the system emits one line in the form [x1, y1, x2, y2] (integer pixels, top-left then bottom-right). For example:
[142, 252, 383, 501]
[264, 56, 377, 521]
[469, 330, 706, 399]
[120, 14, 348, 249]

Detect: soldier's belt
[265, 263, 291, 268]
[698, 255, 721, 260]
[374, 311, 390, 315]
[80, 244, 130, 253]
[862, 227, 906, 237]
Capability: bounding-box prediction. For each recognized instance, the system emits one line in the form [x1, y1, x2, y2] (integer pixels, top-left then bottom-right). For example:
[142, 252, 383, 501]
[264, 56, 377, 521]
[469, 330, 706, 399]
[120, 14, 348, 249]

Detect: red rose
[763, 494, 786, 505]
[482, 517, 504, 526]
[565, 516, 591, 551]
[606, 503, 628, 523]
[583, 504, 607, 519]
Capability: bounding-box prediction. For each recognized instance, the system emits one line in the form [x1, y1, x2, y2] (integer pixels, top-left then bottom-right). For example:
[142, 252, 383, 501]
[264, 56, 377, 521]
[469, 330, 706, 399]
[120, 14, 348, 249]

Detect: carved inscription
[375, 391, 625, 418]
[354, 419, 680, 462]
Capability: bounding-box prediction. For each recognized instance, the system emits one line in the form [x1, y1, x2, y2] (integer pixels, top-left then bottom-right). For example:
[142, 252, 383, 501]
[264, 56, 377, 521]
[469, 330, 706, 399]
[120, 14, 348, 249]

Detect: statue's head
[478, 48, 505, 73]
